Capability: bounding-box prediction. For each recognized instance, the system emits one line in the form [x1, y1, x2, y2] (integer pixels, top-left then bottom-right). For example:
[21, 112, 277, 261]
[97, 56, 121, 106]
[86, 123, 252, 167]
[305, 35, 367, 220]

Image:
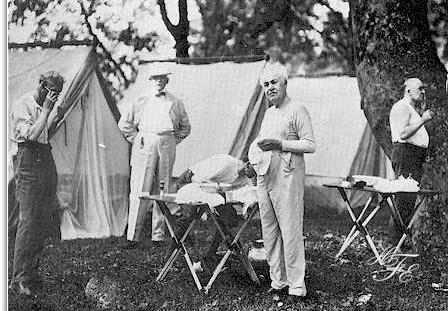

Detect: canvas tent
[121, 59, 393, 209]
[8, 47, 130, 239]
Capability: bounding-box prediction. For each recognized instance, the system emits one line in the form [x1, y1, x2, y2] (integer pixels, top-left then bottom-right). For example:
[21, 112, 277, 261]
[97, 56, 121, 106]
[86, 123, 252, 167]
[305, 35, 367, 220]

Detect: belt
[18, 141, 51, 150]
[393, 142, 427, 151]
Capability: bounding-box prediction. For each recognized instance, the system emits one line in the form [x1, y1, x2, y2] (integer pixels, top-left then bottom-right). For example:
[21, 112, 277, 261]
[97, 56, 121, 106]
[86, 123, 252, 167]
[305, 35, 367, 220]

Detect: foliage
[193, 0, 330, 73]
[428, 0, 448, 61]
[8, 0, 161, 100]
[8, 0, 447, 88]
[192, 0, 446, 75]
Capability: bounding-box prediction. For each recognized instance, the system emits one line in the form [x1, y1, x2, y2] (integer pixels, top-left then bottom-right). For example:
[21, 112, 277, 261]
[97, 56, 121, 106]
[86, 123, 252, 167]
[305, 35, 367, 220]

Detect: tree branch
[178, 0, 188, 25]
[78, 0, 127, 82]
[157, 0, 176, 33]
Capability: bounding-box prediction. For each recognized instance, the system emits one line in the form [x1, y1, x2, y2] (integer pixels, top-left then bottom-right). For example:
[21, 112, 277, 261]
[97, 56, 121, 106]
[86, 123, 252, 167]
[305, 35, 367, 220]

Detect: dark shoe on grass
[268, 287, 289, 301]
[124, 240, 141, 249]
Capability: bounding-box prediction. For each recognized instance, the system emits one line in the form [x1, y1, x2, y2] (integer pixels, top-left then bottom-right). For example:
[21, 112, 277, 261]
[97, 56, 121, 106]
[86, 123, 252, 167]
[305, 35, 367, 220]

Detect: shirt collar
[155, 91, 166, 97]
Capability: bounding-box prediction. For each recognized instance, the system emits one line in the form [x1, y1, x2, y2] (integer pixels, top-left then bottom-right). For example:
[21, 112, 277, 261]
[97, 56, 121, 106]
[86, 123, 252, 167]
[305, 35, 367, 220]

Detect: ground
[7, 206, 448, 311]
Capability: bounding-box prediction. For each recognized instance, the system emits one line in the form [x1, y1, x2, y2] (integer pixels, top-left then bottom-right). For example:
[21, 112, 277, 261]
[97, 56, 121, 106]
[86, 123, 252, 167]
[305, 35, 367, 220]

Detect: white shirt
[141, 94, 174, 134]
[390, 98, 429, 148]
[248, 98, 315, 175]
[10, 93, 49, 145]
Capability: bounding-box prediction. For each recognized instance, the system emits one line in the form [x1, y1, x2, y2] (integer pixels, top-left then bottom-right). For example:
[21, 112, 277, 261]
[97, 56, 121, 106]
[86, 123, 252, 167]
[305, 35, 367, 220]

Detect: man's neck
[403, 95, 416, 108]
[272, 94, 288, 108]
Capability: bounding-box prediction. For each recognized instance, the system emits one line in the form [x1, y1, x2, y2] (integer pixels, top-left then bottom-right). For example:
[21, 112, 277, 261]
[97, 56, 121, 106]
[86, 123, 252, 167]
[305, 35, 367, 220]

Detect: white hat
[148, 71, 172, 80]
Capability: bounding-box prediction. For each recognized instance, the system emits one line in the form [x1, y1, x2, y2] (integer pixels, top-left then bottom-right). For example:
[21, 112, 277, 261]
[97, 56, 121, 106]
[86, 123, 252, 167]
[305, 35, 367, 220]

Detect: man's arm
[392, 104, 433, 140]
[118, 100, 138, 144]
[281, 104, 316, 153]
[13, 92, 57, 142]
[173, 100, 191, 144]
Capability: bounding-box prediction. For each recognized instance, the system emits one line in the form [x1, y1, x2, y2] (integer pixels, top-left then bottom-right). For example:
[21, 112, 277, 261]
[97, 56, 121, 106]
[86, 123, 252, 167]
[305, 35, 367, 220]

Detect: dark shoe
[9, 281, 34, 297]
[268, 286, 288, 301]
[124, 241, 141, 249]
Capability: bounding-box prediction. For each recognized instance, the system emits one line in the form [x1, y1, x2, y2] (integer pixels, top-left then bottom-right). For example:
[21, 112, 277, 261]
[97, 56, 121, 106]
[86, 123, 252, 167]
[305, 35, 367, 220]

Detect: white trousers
[257, 154, 306, 295]
[127, 134, 176, 242]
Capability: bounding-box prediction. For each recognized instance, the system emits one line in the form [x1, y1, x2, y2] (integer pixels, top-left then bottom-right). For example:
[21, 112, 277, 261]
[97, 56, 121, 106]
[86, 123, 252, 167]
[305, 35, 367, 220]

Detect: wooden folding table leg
[335, 188, 364, 259]
[183, 245, 203, 292]
[232, 205, 260, 284]
[204, 250, 232, 294]
[157, 217, 200, 281]
[204, 204, 260, 293]
[336, 195, 374, 259]
[234, 241, 260, 284]
[389, 196, 427, 254]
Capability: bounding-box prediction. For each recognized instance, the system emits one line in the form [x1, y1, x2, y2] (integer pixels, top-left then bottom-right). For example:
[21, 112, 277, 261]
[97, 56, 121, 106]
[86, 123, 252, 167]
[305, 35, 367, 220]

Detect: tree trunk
[158, 0, 190, 58]
[349, 0, 448, 250]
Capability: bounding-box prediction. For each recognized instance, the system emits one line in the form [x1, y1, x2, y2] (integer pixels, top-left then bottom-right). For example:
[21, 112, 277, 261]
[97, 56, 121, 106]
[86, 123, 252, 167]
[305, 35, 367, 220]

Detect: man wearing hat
[119, 70, 191, 248]
[389, 77, 435, 243]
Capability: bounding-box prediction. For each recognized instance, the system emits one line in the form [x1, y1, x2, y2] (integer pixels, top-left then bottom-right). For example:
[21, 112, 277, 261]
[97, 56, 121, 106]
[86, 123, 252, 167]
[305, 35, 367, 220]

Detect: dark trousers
[8, 176, 20, 240]
[12, 142, 58, 284]
[391, 142, 426, 237]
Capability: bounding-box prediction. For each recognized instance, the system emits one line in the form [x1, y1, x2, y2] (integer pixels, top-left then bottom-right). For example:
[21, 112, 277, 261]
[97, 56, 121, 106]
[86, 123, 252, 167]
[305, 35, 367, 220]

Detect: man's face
[150, 76, 169, 93]
[239, 163, 256, 179]
[261, 74, 287, 106]
[408, 82, 426, 103]
[39, 80, 63, 101]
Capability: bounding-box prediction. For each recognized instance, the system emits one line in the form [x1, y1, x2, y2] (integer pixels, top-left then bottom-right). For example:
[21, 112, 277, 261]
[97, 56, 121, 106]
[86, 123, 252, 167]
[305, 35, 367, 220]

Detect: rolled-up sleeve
[173, 100, 191, 144]
[118, 101, 138, 144]
[281, 104, 316, 154]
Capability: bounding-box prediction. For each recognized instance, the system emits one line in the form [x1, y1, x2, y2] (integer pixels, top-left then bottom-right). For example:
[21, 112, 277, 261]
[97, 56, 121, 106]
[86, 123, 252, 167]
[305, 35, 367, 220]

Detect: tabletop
[323, 183, 439, 196]
[139, 193, 249, 206]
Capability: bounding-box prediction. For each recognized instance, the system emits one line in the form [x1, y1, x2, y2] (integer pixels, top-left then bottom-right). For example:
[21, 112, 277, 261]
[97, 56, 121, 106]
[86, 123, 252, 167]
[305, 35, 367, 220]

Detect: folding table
[323, 183, 438, 265]
[139, 194, 260, 293]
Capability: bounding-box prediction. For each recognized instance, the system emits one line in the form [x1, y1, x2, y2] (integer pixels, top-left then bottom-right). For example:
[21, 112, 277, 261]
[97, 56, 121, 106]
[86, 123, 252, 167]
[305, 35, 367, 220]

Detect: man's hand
[258, 138, 282, 151]
[43, 91, 58, 111]
[422, 109, 435, 123]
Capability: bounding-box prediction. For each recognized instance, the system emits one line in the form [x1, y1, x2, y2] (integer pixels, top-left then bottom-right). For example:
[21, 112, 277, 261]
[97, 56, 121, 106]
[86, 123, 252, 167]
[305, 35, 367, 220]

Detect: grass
[7, 206, 448, 311]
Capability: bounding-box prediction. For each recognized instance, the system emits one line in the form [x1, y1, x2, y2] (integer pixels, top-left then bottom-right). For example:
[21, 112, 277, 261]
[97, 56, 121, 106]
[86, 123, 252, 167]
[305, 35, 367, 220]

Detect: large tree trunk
[349, 0, 448, 250]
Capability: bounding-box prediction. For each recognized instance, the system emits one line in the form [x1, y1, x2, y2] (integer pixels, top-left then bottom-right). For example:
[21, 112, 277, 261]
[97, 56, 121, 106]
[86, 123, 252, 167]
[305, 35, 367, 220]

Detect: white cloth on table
[373, 175, 420, 193]
[176, 183, 225, 208]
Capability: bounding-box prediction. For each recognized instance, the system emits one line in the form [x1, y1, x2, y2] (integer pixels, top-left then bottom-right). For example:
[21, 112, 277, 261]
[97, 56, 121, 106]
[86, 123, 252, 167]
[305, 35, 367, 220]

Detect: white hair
[259, 62, 288, 86]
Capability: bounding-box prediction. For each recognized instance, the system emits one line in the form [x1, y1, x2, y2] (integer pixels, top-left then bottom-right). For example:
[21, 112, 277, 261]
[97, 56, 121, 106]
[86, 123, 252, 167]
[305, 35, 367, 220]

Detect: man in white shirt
[119, 71, 191, 248]
[389, 77, 434, 241]
[249, 62, 315, 299]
